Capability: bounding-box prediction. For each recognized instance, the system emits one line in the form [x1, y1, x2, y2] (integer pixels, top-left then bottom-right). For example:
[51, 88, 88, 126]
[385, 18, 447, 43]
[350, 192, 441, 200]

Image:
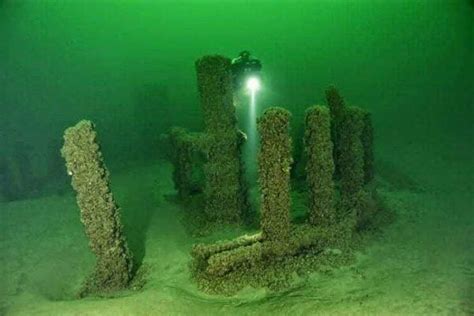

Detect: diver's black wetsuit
[231, 51, 262, 90]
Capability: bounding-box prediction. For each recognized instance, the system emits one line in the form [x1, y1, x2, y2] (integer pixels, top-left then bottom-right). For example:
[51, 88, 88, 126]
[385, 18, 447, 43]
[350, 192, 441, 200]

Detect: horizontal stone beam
[195, 224, 340, 277]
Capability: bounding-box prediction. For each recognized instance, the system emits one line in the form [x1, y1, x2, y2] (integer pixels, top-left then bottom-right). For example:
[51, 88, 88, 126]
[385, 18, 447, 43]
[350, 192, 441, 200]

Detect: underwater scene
[0, 1, 473, 315]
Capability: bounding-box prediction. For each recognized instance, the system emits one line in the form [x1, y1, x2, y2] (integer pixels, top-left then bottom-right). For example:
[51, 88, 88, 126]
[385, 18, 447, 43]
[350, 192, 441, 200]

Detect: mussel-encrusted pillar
[325, 86, 345, 178]
[61, 120, 133, 296]
[304, 106, 336, 226]
[195, 55, 247, 223]
[169, 127, 205, 200]
[362, 111, 374, 184]
[257, 108, 292, 242]
[338, 107, 365, 207]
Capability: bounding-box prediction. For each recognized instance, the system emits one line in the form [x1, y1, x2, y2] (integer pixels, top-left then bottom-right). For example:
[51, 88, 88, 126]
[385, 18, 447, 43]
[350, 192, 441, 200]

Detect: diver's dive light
[246, 76, 261, 93]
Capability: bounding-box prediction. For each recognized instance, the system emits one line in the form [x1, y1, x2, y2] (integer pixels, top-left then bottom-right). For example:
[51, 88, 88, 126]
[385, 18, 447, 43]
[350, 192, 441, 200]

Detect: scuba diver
[231, 51, 262, 91]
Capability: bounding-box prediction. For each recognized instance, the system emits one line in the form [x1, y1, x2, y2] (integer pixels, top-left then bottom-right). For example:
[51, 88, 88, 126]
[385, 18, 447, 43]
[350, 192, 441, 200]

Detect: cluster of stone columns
[171, 68, 377, 235]
[59, 53, 376, 297]
[325, 87, 375, 214]
[191, 84, 375, 286]
[258, 101, 375, 239]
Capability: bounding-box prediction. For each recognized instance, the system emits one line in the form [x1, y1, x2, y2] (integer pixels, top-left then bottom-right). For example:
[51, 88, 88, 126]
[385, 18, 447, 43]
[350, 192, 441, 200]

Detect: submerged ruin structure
[169, 127, 205, 200]
[170, 55, 248, 225]
[326, 86, 374, 188]
[339, 107, 366, 200]
[187, 82, 380, 293]
[166, 55, 381, 294]
[196, 56, 248, 224]
[61, 120, 133, 296]
[258, 108, 292, 242]
[56, 49, 381, 297]
[325, 85, 345, 178]
[191, 106, 357, 294]
[304, 106, 336, 226]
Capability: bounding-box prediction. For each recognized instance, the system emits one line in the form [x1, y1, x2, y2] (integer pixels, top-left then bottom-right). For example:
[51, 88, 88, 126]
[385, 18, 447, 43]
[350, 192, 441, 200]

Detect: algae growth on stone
[304, 105, 336, 226]
[257, 107, 292, 242]
[169, 127, 206, 200]
[190, 55, 249, 224]
[61, 120, 134, 297]
[165, 58, 385, 296]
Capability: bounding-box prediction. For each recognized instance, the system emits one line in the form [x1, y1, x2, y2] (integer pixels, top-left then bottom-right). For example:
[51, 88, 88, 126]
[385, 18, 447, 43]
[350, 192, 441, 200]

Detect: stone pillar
[195, 55, 247, 223]
[61, 120, 133, 296]
[362, 111, 375, 184]
[169, 127, 205, 200]
[304, 106, 336, 226]
[195, 55, 237, 135]
[325, 86, 345, 178]
[257, 107, 292, 242]
[338, 107, 365, 202]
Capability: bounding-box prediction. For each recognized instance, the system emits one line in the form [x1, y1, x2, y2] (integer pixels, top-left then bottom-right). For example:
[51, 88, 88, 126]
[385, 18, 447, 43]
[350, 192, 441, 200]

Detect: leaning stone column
[304, 106, 336, 226]
[257, 107, 292, 242]
[61, 120, 133, 296]
[195, 55, 248, 223]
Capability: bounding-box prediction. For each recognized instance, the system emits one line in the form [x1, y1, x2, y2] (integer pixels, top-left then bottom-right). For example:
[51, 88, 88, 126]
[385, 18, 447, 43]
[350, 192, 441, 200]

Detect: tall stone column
[61, 120, 133, 296]
[338, 107, 365, 203]
[257, 107, 292, 242]
[304, 106, 336, 226]
[195, 55, 248, 223]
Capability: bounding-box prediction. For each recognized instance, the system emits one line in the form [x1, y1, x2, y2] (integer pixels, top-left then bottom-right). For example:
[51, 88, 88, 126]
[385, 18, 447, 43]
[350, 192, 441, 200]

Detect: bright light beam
[246, 77, 261, 93]
[246, 77, 260, 141]
[249, 88, 256, 136]
[245, 76, 260, 182]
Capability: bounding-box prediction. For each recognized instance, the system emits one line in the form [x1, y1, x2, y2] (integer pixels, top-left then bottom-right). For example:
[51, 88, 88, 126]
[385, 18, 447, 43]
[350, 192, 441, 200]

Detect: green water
[1, 1, 473, 315]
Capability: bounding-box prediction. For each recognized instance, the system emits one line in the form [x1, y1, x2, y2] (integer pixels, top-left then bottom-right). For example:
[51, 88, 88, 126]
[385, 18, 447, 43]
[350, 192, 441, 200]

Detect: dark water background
[0, 0, 472, 199]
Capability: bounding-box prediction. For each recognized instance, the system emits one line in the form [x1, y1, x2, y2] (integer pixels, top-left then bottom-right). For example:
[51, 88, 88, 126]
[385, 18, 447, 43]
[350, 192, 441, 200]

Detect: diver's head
[239, 50, 251, 60]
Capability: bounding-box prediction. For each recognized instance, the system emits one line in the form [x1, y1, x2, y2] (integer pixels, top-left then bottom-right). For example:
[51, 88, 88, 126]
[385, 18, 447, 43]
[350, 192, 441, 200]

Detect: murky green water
[1, 1, 473, 315]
